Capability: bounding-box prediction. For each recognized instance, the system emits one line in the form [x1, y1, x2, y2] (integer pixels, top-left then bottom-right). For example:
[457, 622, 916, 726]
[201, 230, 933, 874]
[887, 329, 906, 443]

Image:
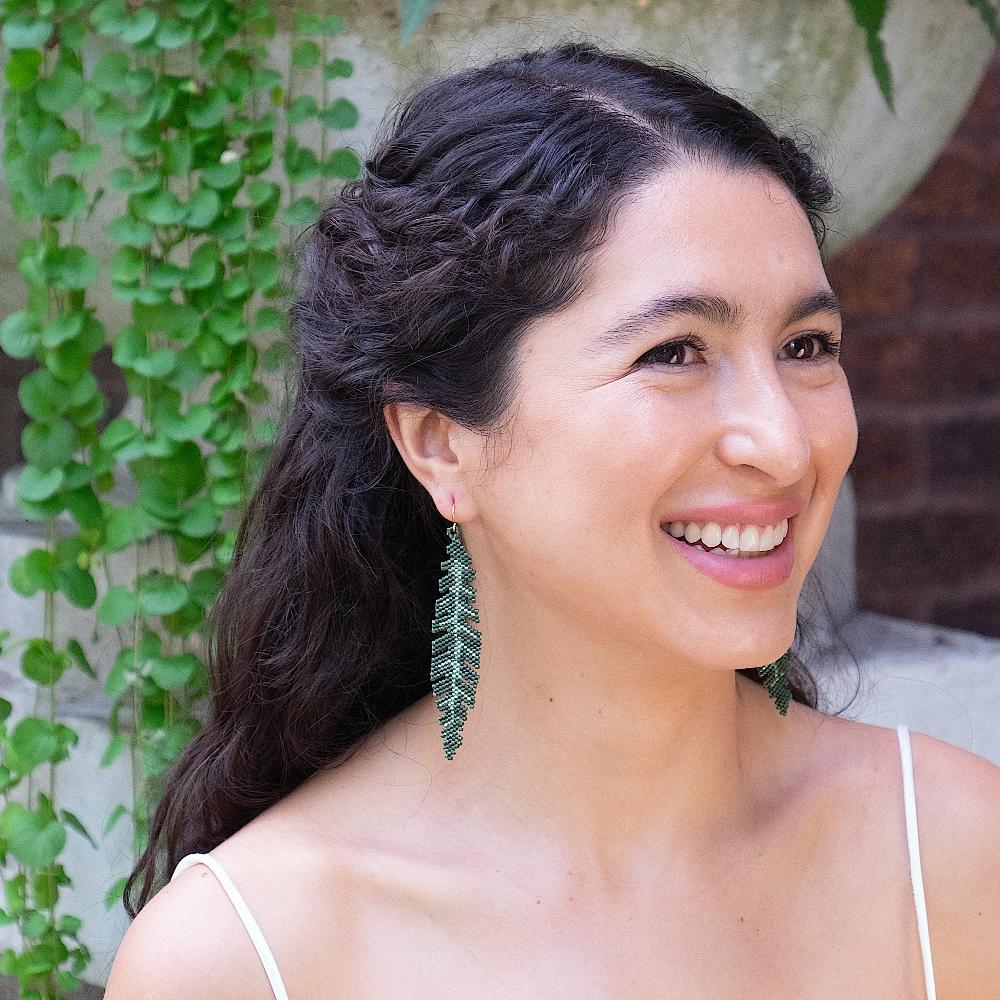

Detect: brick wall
[828, 51, 1000, 638]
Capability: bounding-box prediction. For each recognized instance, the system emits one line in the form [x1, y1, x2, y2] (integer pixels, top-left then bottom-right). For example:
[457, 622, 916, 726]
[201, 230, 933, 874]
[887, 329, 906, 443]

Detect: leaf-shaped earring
[757, 649, 792, 715]
[430, 499, 482, 760]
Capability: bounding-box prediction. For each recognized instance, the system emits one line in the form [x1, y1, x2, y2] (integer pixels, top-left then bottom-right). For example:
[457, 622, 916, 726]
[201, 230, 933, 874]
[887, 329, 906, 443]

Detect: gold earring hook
[450, 499, 456, 522]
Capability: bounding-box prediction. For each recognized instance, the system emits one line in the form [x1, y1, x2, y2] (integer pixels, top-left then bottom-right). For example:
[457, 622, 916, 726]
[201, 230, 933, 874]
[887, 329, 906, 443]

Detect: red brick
[918, 236, 1000, 306]
[856, 511, 1000, 590]
[827, 236, 921, 317]
[918, 324, 1000, 400]
[840, 329, 931, 404]
[930, 593, 1000, 638]
[896, 138, 1000, 221]
[926, 415, 1000, 490]
[848, 420, 916, 496]
[855, 584, 932, 624]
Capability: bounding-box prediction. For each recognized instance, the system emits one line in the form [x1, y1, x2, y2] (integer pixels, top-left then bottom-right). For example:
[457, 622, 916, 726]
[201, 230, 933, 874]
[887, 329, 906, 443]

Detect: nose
[712, 364, 811, 484]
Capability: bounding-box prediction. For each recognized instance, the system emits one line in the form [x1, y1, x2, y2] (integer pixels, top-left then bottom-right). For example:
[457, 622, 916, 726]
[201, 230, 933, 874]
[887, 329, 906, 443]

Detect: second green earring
[758, 649, 793, 715]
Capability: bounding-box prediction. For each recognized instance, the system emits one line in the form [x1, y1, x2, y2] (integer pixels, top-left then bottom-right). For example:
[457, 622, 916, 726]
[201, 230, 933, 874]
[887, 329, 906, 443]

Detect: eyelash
[637, 332, 842, 368]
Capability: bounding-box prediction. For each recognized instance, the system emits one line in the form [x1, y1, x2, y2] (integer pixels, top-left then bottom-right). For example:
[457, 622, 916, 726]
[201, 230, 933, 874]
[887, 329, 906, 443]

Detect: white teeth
[700, 522, 722, 549]
[665, 516, 791, 556]
[721, 525, 741, 549]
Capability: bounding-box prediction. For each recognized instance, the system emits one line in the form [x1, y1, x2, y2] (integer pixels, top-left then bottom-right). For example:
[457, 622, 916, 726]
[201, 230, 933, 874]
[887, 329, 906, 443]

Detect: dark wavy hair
[124, 39, 847, 916]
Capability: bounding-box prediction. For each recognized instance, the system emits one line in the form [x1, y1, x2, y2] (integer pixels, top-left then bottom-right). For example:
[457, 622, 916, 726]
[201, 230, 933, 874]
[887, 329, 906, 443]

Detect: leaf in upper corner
[845, 0, 895, 112]
[399, 0, 439, 45]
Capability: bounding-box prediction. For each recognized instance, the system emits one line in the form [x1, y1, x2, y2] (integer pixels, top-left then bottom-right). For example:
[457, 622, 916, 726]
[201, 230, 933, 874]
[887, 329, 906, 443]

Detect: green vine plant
[0, 0, 359, 995]
[398, 0, 1000, 111]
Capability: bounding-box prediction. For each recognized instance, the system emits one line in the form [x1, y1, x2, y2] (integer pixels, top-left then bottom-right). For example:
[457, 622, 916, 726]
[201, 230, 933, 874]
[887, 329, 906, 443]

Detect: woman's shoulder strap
[171, 852, 291, 1000]
[896, 724, 938, 1000]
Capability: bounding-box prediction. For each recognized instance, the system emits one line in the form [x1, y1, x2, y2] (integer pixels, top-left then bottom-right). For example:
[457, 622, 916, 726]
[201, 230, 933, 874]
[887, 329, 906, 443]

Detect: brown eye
[784, 332, 842, 361]
[638, 334, 707, 367]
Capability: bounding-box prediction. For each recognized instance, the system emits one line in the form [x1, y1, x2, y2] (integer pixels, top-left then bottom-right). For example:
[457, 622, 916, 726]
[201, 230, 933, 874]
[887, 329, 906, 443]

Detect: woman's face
[464, 163, 857, 674]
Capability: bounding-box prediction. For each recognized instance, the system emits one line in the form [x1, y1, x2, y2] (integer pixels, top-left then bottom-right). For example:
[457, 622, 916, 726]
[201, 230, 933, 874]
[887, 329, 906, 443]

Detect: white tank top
[169, 722, 937, 1000]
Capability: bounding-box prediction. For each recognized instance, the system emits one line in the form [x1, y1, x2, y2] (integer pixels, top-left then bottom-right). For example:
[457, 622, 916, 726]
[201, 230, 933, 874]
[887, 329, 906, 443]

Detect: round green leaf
[200, 160, 242, 189]
[106, 215, 154, 248]
[0, 311, 40, 358]
[104, 505, 158, 550]
[21, 639, 70, 686]
[15, 466, 63, 503]
[323, 147, 361, 179]
[54, 563, 97, 609]
[21, 419, 76, 469]
[8, 549, 56, 596]
[36, 63, 84, 114]
[93, 95, 130, 133]
[279, 196, 319, 226]
[186, 88, 227, 128]
[69, 143, 102, 172]
[41, 312, 84, 349]
[132, 347, 176, 377]
[6, 719, 68, 771]
[46, 246, 98, 289]
[1, 15, 53, 48]
[64, 484, 103, 530]
[0, 802, 66, 868]
[189, 566, 223, 606]
[111, 326, 146, 367]
[148, 652, 200, 690]
[319, 97, 358, 130]
[178, 498, 220, 538]
[138, 573, 187, 615]
[324, 57, 353, 79]
[109, 246, 145, 284]
[138, 190, 186, 226]
[39, 174, 87, 220]
[6, 49, 42, 89]
[91, 51, 129, 94]
[185, 186, 220, 229]
[119, 8, 158, 44]
[291, 40, 321, 69]
[147, 262, 186, 289]
[18, 368, 66, 421]
[98, 584, 138, 626]
[43, 337, 90, 383]
[154, 17, 192, 48]
[287, 95, 317, 124]
[159, 402, 213, 441]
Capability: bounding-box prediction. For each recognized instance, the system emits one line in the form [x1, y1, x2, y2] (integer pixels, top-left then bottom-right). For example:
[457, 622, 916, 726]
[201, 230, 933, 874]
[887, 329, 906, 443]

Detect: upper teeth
[665, 518, 789, 553]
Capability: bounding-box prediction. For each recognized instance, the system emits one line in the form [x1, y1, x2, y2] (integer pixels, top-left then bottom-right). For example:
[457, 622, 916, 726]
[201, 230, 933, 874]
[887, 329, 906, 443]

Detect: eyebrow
[587, 287, 843, 352]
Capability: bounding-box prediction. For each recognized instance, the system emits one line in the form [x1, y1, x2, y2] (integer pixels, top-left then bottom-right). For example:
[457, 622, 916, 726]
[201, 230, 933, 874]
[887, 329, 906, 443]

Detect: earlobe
[383, 404, 467, 520]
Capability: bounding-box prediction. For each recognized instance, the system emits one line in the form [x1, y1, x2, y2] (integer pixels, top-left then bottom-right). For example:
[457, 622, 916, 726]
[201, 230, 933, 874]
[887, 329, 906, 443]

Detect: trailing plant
[0, 1, 359, 995]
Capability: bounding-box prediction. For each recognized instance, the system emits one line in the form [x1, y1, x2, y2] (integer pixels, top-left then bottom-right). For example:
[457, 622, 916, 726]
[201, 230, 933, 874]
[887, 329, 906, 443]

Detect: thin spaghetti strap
[896, 724, 938, 1000]
[171, 852, 290, 1000]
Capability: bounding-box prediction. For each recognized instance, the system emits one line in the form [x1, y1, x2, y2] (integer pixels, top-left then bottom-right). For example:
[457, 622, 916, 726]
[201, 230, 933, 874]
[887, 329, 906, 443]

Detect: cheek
[807, 379, 858, 475]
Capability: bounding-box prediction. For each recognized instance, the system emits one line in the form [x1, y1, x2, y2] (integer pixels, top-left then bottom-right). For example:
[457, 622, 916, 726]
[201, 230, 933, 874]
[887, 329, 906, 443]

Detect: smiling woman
[106, 39, 999, 1000]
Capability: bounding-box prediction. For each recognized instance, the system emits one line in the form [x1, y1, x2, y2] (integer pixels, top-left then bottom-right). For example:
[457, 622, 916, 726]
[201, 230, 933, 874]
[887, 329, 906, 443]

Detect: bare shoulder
[903, 728, 1000, 1000]
[104, 855, 280, 1000]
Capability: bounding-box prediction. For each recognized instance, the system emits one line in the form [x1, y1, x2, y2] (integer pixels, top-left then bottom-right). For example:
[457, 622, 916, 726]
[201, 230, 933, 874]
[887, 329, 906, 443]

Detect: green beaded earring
[430, 499, 482, 760]
[757, 649, 793, 715]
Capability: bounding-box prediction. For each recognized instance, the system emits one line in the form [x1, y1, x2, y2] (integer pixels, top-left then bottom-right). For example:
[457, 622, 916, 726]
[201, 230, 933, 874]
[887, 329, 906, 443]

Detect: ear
[383, 401, 473, 520]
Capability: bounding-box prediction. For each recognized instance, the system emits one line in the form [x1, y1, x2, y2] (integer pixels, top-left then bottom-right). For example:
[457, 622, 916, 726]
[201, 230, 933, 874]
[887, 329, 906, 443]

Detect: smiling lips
[664, 517, 789, 557]
[659, 504, 801, 590]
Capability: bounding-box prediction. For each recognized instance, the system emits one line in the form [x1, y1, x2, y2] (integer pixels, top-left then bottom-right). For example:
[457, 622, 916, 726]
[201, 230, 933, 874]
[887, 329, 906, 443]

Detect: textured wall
[829, 51, 1000, 638]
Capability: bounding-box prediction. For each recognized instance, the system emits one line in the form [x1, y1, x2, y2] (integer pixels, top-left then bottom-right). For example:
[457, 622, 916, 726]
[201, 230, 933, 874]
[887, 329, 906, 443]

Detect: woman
[106, 40, 999, 999]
